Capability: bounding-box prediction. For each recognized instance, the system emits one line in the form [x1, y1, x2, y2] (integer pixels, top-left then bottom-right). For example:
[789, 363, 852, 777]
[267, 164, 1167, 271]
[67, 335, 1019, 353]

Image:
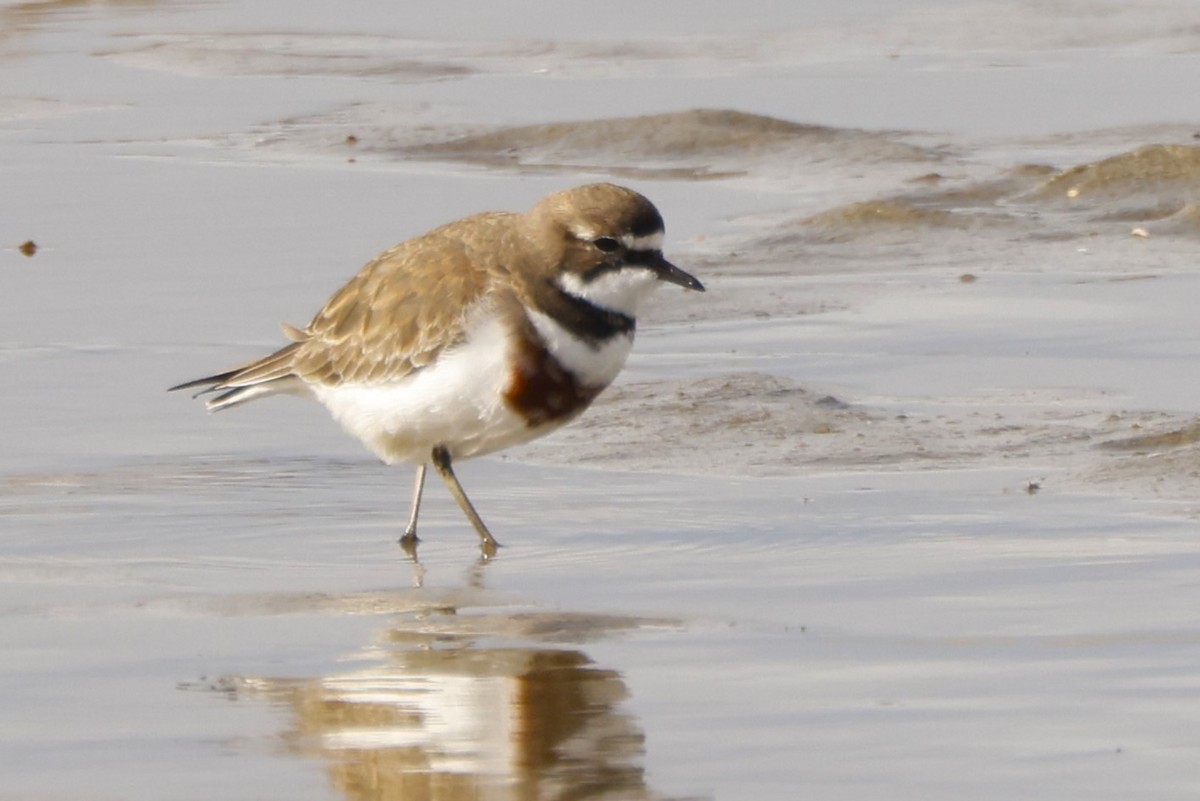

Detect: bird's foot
[399, 530, 420, 561]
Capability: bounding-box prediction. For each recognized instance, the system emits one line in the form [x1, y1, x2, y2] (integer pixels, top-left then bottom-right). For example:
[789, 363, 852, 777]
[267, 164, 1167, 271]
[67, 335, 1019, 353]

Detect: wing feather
[292, 212, 515, 387]
[171, 211, 520, 406]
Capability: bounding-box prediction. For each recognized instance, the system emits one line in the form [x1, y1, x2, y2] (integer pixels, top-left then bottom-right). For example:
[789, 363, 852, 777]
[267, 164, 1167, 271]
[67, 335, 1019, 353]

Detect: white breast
[308, 288, 645, 466]
[311, 310, 534, 465]
[526, 308, 635, 389]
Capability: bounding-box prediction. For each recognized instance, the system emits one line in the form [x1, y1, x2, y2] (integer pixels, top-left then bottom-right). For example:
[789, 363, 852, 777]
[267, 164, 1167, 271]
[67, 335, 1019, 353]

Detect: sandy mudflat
[3, 2, 1200, 799]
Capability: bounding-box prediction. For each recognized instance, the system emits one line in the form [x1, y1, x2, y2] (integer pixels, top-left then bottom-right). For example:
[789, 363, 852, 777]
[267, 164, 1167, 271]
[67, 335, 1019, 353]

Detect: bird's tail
[169, 341, 305, 411]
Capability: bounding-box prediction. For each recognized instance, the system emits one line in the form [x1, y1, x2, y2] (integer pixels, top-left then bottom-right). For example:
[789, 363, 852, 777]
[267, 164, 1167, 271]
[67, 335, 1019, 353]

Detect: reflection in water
[240, 607, 675, 801]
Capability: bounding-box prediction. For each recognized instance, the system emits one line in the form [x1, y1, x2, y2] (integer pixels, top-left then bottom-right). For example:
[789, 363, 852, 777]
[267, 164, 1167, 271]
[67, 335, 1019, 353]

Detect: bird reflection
[240, 607, 674, 801]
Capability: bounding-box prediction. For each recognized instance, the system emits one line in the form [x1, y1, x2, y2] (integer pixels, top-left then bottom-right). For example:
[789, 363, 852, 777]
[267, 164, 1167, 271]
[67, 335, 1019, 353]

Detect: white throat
[557, 269, 660, 317]
[527, 308, 635, 388]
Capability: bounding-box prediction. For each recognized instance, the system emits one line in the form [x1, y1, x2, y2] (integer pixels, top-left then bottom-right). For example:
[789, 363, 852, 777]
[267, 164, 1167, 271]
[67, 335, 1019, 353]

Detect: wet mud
[520, 372, 1200, 505]
[400, 109, 939, 179]
[8, 5, 1200, 800]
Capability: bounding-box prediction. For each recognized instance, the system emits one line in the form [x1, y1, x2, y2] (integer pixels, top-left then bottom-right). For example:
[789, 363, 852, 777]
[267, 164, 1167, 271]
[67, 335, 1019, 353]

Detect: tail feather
[168, 369, 241, 394]
[170, 342, 304, 411]
[202, 380, 300, 411]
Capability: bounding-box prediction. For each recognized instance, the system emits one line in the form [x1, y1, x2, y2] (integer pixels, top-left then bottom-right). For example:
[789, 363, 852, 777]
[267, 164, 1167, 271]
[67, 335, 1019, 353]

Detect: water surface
[4, 2, 1200, 799]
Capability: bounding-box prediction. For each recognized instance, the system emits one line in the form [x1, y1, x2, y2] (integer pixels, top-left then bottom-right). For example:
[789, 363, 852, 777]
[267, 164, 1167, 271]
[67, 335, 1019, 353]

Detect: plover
[171, 183, 704, 555]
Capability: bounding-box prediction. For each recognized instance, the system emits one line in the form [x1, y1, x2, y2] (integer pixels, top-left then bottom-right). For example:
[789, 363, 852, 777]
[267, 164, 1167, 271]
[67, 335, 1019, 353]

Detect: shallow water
[4, 1, 1200, 799]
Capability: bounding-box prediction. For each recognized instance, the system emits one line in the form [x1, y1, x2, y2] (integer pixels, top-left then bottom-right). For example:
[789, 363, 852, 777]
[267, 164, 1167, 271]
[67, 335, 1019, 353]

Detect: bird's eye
[593, 237, 620, 253]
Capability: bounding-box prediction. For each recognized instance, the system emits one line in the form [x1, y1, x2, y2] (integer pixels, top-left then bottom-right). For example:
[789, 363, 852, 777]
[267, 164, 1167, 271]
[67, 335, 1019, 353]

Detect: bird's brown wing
[290, 212, 515, 387]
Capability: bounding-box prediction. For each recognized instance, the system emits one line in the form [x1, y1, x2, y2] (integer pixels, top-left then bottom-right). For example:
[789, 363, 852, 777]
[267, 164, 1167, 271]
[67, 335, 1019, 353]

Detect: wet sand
[4, 1, 1200, 799]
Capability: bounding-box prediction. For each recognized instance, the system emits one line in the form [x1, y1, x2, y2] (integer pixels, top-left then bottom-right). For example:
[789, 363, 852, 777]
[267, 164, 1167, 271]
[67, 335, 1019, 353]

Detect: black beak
[652, 254, 705, 292]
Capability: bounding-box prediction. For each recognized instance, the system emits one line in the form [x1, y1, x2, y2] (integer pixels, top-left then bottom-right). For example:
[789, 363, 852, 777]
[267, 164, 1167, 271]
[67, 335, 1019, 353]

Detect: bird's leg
[399, 463, 426, 556]
[430, 445, 500, 557]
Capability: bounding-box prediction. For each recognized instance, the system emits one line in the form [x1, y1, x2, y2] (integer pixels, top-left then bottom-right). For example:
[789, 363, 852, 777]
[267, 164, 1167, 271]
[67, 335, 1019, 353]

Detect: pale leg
[400, 463, 426, 550]
[431, 445, 500, 556]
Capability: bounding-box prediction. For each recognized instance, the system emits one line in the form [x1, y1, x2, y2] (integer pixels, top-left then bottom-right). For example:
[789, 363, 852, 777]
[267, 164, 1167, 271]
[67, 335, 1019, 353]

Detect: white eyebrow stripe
[569, 228, 665, 250]
[621, 232, 664, 251]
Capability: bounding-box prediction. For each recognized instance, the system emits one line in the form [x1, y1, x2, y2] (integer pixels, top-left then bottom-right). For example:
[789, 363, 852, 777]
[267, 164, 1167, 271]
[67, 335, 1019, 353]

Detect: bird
[171, 183, 704, 556]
